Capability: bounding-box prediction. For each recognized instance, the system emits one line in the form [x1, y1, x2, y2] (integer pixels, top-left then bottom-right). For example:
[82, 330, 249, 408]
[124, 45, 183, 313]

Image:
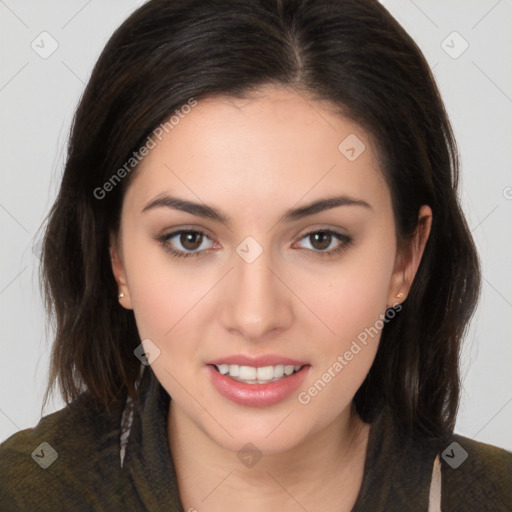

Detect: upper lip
[208, 354, 308, 367]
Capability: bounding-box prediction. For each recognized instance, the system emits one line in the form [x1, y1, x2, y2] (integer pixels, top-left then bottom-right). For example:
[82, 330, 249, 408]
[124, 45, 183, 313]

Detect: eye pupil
[311, 232, 331, 251]
[181, 231, 202, 250]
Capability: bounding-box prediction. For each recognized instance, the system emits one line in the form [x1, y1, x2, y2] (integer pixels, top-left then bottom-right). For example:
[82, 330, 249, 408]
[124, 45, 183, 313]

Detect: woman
[1, 0, 510, 510]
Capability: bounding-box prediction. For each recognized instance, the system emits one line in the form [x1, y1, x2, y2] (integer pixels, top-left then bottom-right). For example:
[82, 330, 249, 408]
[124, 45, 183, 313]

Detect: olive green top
[1, 366, 511, 511]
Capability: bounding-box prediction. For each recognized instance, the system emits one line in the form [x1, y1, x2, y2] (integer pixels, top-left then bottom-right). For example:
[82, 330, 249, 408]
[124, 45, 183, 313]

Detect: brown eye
[295, 229, 353, 258]
[180, 231, 203, 251]
[157, 229, 214, 259]
[309, 231, 332, 251]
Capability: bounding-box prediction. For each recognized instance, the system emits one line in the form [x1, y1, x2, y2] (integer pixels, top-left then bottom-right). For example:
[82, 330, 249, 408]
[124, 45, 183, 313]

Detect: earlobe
[387, 205, 432, 307]
[387, 250, 409, 307]
[109, 232, 133, 310]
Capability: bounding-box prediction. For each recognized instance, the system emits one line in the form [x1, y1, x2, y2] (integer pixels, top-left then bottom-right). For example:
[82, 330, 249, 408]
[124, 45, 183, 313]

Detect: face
[110, 84, 431, 454]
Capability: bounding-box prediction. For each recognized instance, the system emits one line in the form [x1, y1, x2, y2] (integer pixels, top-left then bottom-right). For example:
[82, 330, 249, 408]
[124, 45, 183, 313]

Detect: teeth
[274, 365, 284, 378]
[215, 363, 304, 383]
[239, 366, 257, 380]
[218, 364, 229, 375]
[256, 366, 274, 380]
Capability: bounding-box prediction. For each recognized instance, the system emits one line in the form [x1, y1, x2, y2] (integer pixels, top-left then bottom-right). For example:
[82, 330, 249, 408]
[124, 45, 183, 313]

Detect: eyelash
[156, 228, 353, 260]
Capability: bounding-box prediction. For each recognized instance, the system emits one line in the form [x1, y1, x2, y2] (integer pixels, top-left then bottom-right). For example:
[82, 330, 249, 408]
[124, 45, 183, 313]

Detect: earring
[396, 292, 404, 299]
[118, 291, 125, 299]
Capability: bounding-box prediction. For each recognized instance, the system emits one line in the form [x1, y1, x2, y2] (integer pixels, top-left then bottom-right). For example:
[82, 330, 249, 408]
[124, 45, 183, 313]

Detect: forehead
[124, 85, 389, 218]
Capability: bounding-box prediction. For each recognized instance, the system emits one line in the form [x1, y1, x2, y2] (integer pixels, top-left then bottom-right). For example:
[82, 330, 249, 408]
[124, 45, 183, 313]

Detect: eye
[293, 229, 353, 257]
[157, 229, 215, 259]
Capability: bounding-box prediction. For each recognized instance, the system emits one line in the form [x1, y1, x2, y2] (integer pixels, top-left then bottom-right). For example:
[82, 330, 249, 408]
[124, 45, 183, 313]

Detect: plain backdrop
[1, 0, 511, 451]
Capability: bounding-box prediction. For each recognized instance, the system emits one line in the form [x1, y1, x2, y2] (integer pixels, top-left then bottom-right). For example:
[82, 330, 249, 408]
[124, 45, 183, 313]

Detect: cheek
[122, 232, 182, 338]
[298, 270, 391, 419]
[297, 230, 396, 408]
[122, 232, 216, 366]
[307, 238, 395, 345]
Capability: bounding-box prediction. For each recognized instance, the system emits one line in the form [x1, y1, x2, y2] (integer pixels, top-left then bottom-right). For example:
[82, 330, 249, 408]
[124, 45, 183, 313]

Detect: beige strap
[120, 363, 146, 468]
[427, 454, 442, 511]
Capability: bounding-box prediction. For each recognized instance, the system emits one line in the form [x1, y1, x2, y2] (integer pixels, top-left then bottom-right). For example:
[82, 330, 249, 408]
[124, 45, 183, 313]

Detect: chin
[197, 404, 317, 454]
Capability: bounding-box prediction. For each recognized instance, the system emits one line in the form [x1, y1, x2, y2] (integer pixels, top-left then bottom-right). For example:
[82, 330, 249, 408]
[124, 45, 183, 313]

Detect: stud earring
[396, 292, 404, 299]
[118, 291, 125, 299]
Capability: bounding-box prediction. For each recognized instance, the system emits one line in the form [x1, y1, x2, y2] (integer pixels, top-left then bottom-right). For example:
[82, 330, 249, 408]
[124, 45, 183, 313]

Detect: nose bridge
[235, 242, 278, 314]
[222, 237, 290, 338]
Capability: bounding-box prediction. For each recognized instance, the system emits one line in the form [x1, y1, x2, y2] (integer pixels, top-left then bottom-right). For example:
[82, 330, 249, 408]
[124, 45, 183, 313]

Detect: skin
[110, 84, 432, 511]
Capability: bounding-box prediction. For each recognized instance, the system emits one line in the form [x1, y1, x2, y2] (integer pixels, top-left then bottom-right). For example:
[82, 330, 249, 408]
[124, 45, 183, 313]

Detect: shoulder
[440, 433, 512, 511]
[0, 392, 126, 511]
[362, 405, 512, 511]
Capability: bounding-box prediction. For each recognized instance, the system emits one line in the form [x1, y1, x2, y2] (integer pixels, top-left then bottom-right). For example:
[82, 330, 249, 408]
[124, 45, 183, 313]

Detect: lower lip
[207, 365, 310, 407]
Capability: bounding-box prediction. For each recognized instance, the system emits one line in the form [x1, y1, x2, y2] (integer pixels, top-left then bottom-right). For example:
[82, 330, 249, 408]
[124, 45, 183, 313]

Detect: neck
[167, 401, 370, 512]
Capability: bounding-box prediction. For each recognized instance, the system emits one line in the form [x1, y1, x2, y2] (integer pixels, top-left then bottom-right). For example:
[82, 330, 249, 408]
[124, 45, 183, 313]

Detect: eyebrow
[141, 193, 372, 225]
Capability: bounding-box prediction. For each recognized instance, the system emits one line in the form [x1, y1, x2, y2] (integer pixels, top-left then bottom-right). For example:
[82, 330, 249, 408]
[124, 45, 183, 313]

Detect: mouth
[207, 361, 311, 407]
[211, 363, 306, 384]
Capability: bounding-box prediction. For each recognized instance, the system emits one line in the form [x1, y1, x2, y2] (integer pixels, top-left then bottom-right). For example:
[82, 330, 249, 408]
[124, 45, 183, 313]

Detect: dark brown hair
[41, 0, 480, 440]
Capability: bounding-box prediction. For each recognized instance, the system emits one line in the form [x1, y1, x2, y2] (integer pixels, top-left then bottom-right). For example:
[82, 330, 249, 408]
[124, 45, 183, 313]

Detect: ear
[387, 205, 432, 307]
[109, 232, 133, 310]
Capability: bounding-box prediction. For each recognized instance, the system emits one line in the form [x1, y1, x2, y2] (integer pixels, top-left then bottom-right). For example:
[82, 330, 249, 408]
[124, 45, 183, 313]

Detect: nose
[221, 244, 293, 341]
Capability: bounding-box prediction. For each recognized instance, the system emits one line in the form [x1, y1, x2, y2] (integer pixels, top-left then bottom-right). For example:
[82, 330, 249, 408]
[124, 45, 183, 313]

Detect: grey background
[1, 0, 511, 450]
